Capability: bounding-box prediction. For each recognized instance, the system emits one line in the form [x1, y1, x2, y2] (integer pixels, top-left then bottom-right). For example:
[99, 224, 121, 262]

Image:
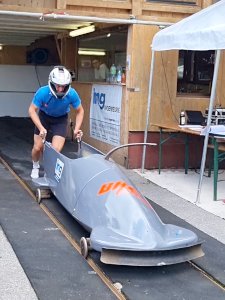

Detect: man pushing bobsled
[29, 67, 204, 266]
[28, 65, 84, 179]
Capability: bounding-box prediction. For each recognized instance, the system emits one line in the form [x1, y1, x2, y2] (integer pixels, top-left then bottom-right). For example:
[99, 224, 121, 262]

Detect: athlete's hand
[39, 128, 47, 141]
[74, 129, 83, 142]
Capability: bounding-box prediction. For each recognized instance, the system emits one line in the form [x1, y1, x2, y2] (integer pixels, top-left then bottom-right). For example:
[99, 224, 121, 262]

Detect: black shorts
[34, 110, 68, 138]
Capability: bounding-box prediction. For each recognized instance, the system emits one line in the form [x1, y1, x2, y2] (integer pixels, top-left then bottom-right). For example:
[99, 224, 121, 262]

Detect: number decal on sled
[54, 159, 64, 182]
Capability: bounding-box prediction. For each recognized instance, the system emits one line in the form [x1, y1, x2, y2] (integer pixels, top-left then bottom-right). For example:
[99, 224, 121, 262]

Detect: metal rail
[104, 142, 156, 160]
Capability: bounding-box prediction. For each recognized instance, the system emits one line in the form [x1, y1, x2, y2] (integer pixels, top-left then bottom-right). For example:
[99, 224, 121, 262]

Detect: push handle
[104, 142, 156, 160]
[39, 130, 47, 144]
[75, 130, 83, 143]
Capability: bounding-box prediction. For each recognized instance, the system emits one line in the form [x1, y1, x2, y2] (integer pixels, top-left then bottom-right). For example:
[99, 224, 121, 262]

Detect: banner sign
[90, 84, 122, 146]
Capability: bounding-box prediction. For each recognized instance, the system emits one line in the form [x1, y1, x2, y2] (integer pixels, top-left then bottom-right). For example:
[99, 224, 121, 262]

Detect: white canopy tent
[141, 0, 225, 203]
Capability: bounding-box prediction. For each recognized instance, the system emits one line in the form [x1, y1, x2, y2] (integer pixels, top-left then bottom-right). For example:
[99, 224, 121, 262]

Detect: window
[77, 26, 128, 82]
[177, 50, 215, 96]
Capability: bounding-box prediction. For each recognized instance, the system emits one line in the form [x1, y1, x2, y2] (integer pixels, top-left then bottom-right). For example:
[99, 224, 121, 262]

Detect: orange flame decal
[98, 181, 152, 208]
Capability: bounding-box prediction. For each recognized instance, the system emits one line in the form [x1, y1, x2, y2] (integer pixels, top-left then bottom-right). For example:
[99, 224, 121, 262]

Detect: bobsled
[33, 141, 204, 266]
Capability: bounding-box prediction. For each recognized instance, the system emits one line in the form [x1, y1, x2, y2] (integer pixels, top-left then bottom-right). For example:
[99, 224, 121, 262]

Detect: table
[152, 122, 225, 201]
[152, 122, 202, 175]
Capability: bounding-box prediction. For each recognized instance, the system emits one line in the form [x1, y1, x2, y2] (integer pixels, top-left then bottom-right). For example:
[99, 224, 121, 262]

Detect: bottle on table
[110, 64, 117, 83]
[116, 69, 122, 83]
[180, 111, 186, 125]
[121, 68, 126, 84]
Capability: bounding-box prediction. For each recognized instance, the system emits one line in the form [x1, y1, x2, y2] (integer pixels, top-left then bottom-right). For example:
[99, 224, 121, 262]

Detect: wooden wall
[125, 24, 211, 132]
[61, 0, 205, 23]
[149, 50, 225, 131]
[126, 24, 158, 131]
[0, 37, 60, 66]
[27, 36, 60, 66]
[125, 22, 225, 132]
[0, 46, 26, 64]
[0, 0, 213, 22]
[0, 0, 56, 9]
[214, 51, 225, 107]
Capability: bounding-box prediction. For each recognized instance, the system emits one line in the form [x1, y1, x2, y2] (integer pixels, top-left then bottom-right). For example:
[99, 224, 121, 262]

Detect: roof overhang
[0, 10, 172, 47]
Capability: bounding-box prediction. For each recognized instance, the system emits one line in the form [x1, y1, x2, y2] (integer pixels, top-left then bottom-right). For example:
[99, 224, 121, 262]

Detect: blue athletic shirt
[32, 85, 81, 117]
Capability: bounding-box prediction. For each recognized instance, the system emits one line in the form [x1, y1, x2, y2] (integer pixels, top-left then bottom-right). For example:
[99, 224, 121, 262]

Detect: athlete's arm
[73, 104, 84, 137]
[28, 103, 47, 136]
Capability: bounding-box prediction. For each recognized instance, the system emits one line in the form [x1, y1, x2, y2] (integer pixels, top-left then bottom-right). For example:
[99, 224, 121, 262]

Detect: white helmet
[48, 66, 71, 99]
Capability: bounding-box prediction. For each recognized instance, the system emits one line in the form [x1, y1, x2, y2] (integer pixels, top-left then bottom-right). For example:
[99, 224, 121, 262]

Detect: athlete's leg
[31, 111, 48, 179]
[50, 114, 68, 152]
[51, 135, 66, 152]
[31, 134, 44, 178]
[32, 134, 44, 162]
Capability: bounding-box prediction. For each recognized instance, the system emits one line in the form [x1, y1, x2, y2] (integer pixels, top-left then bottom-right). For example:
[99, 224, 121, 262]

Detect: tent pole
[195, 49, 221, 204]
[141, 50, 155, 173]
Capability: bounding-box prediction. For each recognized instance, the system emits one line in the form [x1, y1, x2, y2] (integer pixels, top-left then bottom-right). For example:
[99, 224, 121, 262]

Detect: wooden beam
[57, 0, 67, 10]
[66, 0, 132, 9]
[131, 0, 142, 17]
[54, 35, 62, 63]
[142, 3, 201, 14]
[0, 0, 210, 23]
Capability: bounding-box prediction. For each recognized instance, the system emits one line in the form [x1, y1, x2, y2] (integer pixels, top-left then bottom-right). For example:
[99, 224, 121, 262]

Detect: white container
[180, 111, 186, 125]
[116, 70, 122, 83]
[110, 64, 117, 83]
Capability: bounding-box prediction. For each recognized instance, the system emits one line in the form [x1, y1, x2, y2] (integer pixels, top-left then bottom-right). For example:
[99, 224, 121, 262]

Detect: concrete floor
[135, 168, 225, 219]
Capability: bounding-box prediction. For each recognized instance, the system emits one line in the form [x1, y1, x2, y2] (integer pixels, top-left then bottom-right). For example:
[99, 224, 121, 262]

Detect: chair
[208, 136, 225, 200]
